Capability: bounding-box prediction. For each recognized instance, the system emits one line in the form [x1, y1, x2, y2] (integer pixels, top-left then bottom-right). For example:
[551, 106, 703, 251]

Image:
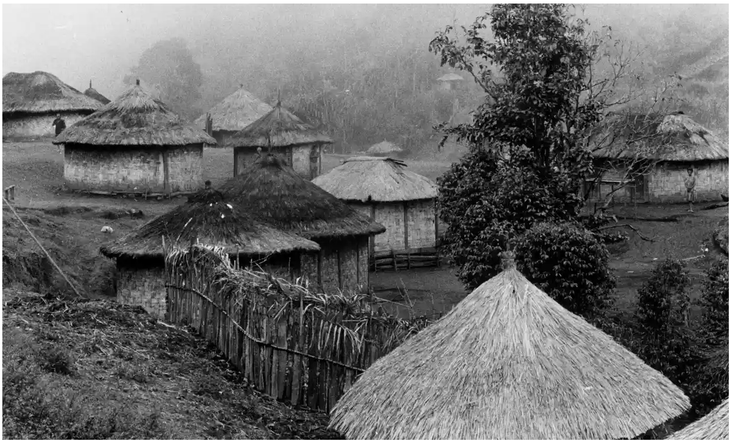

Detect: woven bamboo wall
[116, 264, 167, 319]
[406, 199, 437, 249]
[373, 203, 405, 252]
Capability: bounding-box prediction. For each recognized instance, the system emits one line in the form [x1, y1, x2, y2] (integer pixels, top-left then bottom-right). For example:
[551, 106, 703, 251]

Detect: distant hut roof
[53, 80, 216, 146]
[436, 73, 464, 82]
[592, 112, 728, 161]
[224, 101, 333, 148]
[366, 140, 403, 155]
[330, 253, 691, 440]
[312, 156, 438, 202]
[3, 71, 103, 114]
[218, 154, 385, 240]
[668, 400, 729, 440]
[100, 188, 320, 260]
[193, 85, 273, 132]
[83, 80, 111, 105]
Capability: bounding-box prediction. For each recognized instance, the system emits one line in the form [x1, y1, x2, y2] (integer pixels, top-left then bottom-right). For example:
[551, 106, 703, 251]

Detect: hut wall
[338, 238, 359, 292]
[373, 203, 406, 253]
[116, 265, 167, 319]
[299, 239, 368, 294]
[320, 243, 341, 294]
[300, 251, 320, 289]
[291, 144, 323, 180]
[165, 144, 205, 192]
[406, 199, 437, 249]
[648, 160, 728, 203]
[234, 146, 290, 176]
[2, 112, 88, 139]
[356, 236, 369, 289]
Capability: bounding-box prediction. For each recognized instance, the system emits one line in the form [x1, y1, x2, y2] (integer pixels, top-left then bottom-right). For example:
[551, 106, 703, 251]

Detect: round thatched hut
[366, 140, 403, 156]
[219, 154, 385, 294]
[667, 400, 728, 440]
[312, 157, 439, 268]
[53, 80, 217, 196]
[2, 71, 103, 139]
[83, 80, 111, 105]
[194, 85, 273, 146]
[590, 112, 729, 203]
[330, 252, 691, 440]
[100, 187, 320, 318]
[224, 101, 333, 180]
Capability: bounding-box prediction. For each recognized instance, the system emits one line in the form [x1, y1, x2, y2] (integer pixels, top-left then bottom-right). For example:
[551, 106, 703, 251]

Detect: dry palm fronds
[218, 154, 385, 240]
[193, 86, 273, 132]
[3, 71, 102, 114]
[329, 258, 691, 440]
[224, 101, 332, 148]
[312, 156, 438, 202]
[668, 400, 729, 440]
[367, 140, 403, 155]
[53, 81, 216, 146]
[84, 80, 111, 105]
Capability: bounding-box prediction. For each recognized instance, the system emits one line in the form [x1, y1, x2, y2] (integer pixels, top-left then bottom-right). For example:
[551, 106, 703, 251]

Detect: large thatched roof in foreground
[312, 157, 438, 203]
[224, 101, 332, 148]
[100, 188, 319, 260]
[367, 140, 403, 155]
[3, 71, 103, 114]
[84, 80, 111, 105]
[53, 81, 216, 146]
[592, 113, 728, 162]
[193, 86, 273, 133]
[668, 400, 729, 440]
[218, 154, 385, 240]
[330, 254, 690, 440]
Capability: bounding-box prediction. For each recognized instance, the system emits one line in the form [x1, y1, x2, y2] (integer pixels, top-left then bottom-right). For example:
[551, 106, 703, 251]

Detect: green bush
[514, 222, 616, 318]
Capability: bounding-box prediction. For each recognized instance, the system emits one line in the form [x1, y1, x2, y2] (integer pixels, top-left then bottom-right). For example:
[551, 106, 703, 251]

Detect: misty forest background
[121, 4, 729, 156]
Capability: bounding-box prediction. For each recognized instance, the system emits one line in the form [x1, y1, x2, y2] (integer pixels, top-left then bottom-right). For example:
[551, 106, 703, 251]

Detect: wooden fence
[164, 245, 428, 413]
[371, 247, 440, 271]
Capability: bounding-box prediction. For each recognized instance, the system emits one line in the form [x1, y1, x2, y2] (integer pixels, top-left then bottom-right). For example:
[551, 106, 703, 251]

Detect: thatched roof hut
[330, 253, 691, 440]
[668, 400, 729, 440]
[193, 85, 273, 141]
[83, 80, 111, 105]
[366, 140, 403, 156]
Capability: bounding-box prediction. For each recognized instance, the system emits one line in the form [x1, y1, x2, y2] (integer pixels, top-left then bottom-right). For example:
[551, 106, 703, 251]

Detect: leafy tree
[124, 38, 203, 121]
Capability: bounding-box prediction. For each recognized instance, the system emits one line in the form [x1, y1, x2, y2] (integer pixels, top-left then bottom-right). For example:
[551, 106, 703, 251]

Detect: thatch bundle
[219, 154, 385, 240]
[193, 86, 273, 133]
[668, 400, 729, 440]
[3, 71, 103, 114]
[100, 188, 319, 261]
[224, 101, 332, 148]
[366, 140, 403, 155]
[53, 80, 216, 146]
[329, 253, 691, 440]
[83, 80, 111, 105]
[592, 112, 728, 162]
[312, 156, 438, 202]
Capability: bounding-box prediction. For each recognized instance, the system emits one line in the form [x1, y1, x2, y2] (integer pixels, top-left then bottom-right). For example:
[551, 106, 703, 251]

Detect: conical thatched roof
[366, 140, 403, 155]
[224, 101, 333, 148]
[83, 80, 111, 105]
[3, 71, 103, 114]
[100, 188, 320, 260]
[330, 254, 691, 440]
[194, 86, 273, 133]
[53, 80, 216, 146]
[218, 154, 385, 240]
[592, 112, 728, 161]
[668, 400, 729, 440]
[437, 73, 464, 82]
[312, 156, 438, 202]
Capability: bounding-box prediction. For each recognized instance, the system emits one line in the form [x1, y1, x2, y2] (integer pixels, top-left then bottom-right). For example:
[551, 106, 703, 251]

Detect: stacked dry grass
[100, 188, 319, 261]
[53, 81, 216, 146]
[329, 253, 691, 440]
[83, 80, 111, 105]
[668, 400, 729, 440]
[593, 112, 728, 161]
[367, 140, 403, 155]
[312, 156, 438, 202]
[3, 71, 102, 114]
[193, 86, 273, 132]
[218, 154, 385, 240]
[224, 101, 332, 148]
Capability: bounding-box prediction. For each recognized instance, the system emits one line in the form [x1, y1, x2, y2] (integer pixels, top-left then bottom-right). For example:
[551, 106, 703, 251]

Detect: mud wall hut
[100, 188, 320, 318]
[224, 101, 333, 180]
[83, 80, 111, 105]
[219, 154, 385, 294]
[2, 71, 102, 139]
[194, 85, 273, 146]
[312, 157, 439, 267]
[588, 113, 729, 204]
[53, 80, 217, 196]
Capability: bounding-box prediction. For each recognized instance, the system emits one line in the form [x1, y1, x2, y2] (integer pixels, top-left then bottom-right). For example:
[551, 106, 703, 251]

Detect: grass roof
[218, 154, 385, 240]
[367, 140, 403, 155]
[100, 188, 320, 260]
[312, 156, 438, 202]
[3, 71, 103, 114]
[223, 101, 333, 148]
[84, 80, 111, 105]
[592, 112, 728, 162]
[53, 81, 216, 147]
[668, 400, 729, 440]
[329, 254, 690, 440]
[193, 86, 273, 133]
